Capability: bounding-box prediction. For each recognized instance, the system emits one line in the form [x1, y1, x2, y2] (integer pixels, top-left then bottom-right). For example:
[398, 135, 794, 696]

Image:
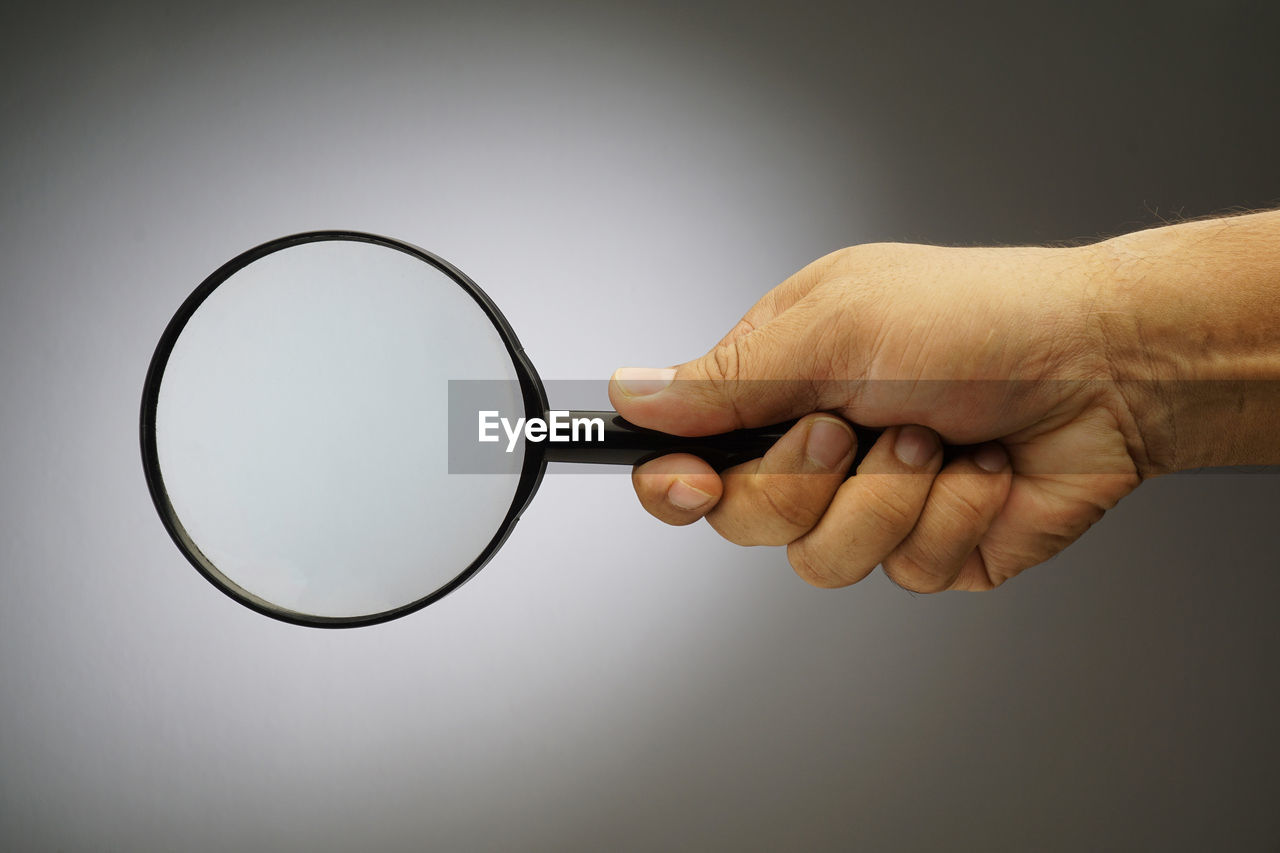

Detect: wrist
[1089, 212, 1280, 472]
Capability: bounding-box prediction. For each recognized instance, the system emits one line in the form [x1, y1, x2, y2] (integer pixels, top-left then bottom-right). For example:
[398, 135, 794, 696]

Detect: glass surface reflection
[154, 239, 525, 620]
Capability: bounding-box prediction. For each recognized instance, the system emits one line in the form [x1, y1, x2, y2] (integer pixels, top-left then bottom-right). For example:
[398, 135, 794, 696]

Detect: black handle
[539, 410, 884, 471]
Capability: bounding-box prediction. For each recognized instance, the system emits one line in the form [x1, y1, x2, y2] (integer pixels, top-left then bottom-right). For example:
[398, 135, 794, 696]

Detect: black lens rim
[139, 231, 550, 628]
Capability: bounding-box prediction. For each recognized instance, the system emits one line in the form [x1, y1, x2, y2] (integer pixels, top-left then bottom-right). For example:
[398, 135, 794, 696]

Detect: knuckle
[758, 477, 824, 533]
[882, 550, 950, 594]
[932, 475, 993, 529]
[976, 548, 1015, 589]
[857, 475, 922, 533]
[704, 506, 761, 546]
[825, 242, 893, 280]
[787, 540, 847, 589]
[707, 337, 744, 385]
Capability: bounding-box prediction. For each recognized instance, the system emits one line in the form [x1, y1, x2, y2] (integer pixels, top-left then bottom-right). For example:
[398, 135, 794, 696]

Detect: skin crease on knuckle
[708, 335, 743, 386]
[782, 473, 932, 591]
[929, 472, 1000, 532]
[806, 304, 861, 383]
[706, 477, 818, 547]
[854, 473, 924, 534]
[669, 337, 749, 436]
[967, 540, 1018, 589]
[890, 529, 969, 592]
[756, 475, 826, 535]
[881, 549, 956, 595]
[876, 468, 1007, 593]
[786, 537, 850, 589]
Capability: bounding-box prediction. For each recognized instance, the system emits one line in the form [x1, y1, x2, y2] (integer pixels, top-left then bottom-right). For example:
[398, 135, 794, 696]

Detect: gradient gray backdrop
[3, 1, 1278, 850]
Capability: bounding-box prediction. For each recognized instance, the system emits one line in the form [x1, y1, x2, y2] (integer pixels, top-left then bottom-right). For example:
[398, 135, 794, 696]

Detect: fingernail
[894, 425, 939, 468]
[975, 443, 1008, 472]
[614, 367, 677, 398]
[805, 417, 854, 470]
[668, 479, 714, 510]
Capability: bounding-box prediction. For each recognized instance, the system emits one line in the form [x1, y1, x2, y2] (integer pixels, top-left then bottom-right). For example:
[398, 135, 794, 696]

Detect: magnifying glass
[141, 231, 884, 627]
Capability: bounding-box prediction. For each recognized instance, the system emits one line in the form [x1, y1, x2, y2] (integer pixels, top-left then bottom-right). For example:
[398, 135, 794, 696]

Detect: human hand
[609, 241, 1147, 592]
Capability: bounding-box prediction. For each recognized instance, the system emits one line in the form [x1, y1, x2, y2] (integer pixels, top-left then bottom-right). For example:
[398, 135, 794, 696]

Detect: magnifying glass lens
[153, 239, 527, 622]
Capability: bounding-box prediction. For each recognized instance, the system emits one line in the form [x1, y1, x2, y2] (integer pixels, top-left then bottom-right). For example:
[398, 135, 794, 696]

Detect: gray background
[3, 1, 1279, 850]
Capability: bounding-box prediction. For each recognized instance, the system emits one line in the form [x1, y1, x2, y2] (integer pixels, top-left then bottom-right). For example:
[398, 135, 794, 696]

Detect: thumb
[609, 318, 839, 436]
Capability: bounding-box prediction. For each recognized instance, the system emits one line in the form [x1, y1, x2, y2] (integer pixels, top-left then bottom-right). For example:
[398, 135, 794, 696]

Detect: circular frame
[140, 231, 550, 628]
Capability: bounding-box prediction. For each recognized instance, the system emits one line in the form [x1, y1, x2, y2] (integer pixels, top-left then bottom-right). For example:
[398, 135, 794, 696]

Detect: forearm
[1094, 210, 1280, 472]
